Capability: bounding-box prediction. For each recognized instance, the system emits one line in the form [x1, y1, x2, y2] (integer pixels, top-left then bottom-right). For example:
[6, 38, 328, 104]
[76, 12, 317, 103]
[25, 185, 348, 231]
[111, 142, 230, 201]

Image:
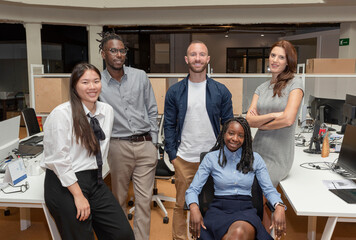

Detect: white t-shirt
[177, 80, 216, 163]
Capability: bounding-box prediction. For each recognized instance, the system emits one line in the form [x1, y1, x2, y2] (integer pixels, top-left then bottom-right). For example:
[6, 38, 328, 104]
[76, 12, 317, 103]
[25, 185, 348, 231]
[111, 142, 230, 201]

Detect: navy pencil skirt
[199, 195, 273, 240]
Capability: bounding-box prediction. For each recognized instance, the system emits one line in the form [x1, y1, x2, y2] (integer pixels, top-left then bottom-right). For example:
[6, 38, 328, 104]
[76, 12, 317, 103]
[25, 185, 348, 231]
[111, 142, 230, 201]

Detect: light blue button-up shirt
[185, 146, 283, 207]
[100, 67, 158, 143]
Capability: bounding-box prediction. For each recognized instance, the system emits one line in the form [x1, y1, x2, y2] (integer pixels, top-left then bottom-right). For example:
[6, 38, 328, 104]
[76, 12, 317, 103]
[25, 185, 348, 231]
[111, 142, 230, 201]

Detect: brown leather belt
[117, 132, 152, 142]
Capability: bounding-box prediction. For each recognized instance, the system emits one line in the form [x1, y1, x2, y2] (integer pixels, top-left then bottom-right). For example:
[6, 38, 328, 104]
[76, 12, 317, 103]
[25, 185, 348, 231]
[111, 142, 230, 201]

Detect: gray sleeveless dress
[252, 78, 304, 187]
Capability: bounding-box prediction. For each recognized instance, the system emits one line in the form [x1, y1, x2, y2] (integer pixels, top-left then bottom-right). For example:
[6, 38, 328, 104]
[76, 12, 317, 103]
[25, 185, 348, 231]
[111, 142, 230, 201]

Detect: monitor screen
[338, 94, 356, 134]
[0, 116, 20, 160]
[343, 94, 356, 125]
[337, 124, 356, 174]
[309, 95, 344, 125]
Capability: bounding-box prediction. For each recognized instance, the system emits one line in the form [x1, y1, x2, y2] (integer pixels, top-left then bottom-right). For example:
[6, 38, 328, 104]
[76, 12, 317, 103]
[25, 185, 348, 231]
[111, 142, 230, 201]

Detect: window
[226, 47, 270, 73]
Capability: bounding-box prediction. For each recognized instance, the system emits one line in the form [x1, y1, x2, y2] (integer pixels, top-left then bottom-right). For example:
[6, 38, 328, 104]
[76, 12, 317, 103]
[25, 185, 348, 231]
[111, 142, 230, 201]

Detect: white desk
[0, 140, 110, 240]
[279, 130, 356, 240]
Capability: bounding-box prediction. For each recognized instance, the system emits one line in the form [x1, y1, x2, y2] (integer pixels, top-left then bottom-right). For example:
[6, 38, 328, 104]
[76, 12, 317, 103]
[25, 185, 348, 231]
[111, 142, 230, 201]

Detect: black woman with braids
[185, 117, 286, 240]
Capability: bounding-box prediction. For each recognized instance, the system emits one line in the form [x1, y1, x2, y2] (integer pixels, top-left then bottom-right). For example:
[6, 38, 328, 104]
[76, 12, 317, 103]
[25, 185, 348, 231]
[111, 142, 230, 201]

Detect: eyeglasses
[105, 47, 128, 56]
[1, 181, 29, 194]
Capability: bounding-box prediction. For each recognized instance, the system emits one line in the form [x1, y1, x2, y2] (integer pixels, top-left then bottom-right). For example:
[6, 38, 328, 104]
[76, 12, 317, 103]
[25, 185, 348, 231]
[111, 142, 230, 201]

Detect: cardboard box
[306, 58, 356, 73]
[34, 77, 70, 114]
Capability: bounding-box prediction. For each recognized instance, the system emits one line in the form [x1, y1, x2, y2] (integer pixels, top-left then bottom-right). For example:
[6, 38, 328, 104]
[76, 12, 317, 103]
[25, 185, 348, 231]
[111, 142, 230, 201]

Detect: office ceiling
[2, 0, 356, 9]
[106, 23, 339, 36]
[0, 1, 354, 30]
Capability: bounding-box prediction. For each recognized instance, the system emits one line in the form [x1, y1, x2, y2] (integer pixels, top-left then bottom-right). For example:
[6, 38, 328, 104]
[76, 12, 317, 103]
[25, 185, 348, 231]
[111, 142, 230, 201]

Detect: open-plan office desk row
[0, 135, 111, 240]
[2, 128, 355, 240]
[279, 128, 356, 240]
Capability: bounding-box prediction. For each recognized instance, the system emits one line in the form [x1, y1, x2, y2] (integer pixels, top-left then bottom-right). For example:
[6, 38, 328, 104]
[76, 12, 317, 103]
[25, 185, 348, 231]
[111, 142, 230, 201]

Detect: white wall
[339, 22, 356, 58]
[297, 45, 317, 65]
[320, 33, 339, 58]
[283, 29, 340, 61]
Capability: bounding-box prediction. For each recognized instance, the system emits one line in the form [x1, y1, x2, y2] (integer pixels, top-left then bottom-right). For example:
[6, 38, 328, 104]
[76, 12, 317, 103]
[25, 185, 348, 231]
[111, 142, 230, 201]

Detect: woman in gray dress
[246, 40, 304, 229]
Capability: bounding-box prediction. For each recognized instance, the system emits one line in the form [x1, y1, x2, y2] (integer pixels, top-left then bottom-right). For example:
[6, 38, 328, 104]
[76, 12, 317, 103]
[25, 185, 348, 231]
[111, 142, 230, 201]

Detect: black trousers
[44, 169, 134, 240]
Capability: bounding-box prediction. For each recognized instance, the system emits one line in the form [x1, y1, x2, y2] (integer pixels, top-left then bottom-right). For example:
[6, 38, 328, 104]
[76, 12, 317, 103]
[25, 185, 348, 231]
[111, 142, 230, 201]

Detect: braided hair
[210, 117, 254, 174]
[97, 31, 124, 53]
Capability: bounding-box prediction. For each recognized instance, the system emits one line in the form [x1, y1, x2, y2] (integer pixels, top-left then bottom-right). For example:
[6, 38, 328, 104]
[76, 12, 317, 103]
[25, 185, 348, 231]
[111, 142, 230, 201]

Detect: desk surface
[279, 131, 356, 218]
[0, 133, 110, 205]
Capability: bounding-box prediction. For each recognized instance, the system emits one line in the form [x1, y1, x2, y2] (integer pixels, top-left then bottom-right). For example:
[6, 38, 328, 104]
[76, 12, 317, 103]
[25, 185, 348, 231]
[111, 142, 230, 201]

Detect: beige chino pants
[172, 156, 200, 240]
[108, 138, 158, 240]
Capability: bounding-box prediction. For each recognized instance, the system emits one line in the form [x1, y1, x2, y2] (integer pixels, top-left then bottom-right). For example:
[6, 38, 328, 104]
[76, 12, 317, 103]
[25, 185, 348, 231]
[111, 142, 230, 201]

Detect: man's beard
[107, 61, 123, 71]
[189, 62, 208, 73]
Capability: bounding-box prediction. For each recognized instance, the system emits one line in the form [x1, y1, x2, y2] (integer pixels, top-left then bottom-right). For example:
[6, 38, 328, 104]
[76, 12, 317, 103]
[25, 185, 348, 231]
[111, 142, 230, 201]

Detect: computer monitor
[309, 95, 345, 127]
[335, 124, 356, 177]
[339, 94, 356, 134]
[0, 116, 20, 160]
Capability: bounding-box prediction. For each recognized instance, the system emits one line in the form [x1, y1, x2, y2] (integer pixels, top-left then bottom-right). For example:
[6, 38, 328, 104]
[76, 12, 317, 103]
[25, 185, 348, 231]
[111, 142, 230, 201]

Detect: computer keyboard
[20, 135, 43, 146]
[333, 164, 356, 179]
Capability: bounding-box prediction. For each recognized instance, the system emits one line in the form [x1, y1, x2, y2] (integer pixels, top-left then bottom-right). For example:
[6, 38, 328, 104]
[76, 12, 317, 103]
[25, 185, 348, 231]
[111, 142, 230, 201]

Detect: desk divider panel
[34, 77, 70, 114]
[215, 78, 243, 116]
[33, 76, 241, 116]
[149, 78, 169, 115]
[177, 77, 242, 115]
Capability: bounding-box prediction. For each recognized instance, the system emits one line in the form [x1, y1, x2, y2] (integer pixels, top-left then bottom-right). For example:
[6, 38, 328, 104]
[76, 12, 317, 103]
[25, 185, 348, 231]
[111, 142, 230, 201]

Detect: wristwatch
[274, 202, 287, 210]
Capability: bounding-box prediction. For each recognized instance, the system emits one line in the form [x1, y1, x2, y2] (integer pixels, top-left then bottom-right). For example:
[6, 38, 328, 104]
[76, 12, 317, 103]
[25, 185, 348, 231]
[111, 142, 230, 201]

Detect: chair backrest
[198, 152, 264, 221]
[159, 114, 175, 172]
[21, 108, 41, 136]
[155, 156, 175, 177]
[156, 114, 175, 177]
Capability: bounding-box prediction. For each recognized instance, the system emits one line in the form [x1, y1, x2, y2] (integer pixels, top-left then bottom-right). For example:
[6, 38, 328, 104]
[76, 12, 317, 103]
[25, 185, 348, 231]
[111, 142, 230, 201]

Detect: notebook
[20, 135, 43, 146]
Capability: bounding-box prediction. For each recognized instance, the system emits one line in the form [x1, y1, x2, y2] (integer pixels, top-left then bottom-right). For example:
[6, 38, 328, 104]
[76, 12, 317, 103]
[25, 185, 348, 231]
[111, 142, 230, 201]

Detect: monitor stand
[304, 120, 322, 154]
[304, 137, 321, 154]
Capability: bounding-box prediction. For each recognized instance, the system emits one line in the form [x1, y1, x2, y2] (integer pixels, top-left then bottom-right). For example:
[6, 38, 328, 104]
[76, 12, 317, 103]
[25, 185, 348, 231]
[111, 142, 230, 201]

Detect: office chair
[127, 115, 176, 224]
[21, 108, 41, 136]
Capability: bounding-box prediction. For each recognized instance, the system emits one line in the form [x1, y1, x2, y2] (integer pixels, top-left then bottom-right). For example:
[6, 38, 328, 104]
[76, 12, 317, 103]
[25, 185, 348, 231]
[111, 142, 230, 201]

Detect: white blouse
[41, 101, 114, 187]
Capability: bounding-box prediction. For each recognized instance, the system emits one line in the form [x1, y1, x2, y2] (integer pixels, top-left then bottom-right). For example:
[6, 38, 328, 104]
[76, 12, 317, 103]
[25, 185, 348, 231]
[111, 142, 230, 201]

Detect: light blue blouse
[185, 146, 283, 207]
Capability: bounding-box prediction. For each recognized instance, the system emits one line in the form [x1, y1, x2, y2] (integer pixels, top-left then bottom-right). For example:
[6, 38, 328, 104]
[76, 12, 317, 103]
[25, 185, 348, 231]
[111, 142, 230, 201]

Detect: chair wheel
[171, 179, 175, 184]
[153, 202, 158, 207]
[4, 209, 10, 216]
[128, 200, 134, 207]
[163, 217, 169, 224]
[128, 213, 133, 220]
